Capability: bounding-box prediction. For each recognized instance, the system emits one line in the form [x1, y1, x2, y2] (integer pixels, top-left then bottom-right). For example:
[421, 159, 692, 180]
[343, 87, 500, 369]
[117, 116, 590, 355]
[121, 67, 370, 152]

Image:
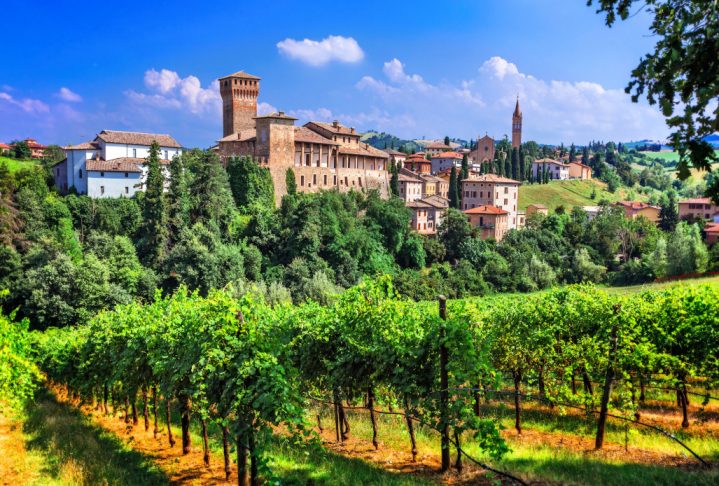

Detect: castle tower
[219, 71, 260, 137]
[512, 97, 522, 149]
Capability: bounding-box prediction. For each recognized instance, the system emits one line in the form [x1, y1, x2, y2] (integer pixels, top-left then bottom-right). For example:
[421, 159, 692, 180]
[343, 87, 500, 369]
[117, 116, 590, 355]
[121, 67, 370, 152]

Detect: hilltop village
[21, 69, 711, 245]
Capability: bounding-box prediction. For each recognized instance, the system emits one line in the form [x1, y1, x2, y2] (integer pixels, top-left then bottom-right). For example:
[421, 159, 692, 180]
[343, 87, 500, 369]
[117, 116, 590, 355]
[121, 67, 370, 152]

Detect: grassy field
[518, 179, 643, 212]
[0, 156, 39, 173]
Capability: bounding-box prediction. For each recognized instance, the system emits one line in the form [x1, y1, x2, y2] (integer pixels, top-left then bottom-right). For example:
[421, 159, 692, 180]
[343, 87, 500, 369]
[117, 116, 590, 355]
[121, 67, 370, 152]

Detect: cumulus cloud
[0, 91, 49, 114]
[257, 101, 278, 115]
[57, 87, 82, 103]
[353, 56, 667, 143]
[277, 35, 364, 66]
[126, 68, 221, 114]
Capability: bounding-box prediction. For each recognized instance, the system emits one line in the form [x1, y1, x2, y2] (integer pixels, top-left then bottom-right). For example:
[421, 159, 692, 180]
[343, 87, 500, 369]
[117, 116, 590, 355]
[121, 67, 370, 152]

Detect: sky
[0, 0, 668, 148]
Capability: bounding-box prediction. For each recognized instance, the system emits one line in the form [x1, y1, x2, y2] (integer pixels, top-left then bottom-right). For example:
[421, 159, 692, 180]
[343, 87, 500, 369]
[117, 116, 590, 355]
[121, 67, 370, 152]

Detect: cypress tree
[582, 146, 590, 166]
[189, 151, 235, 230]
[285, 167, 297, 195]
[139, 141, 168, 268]
[659, 192, 679, 232]
[449, 167, 459, 209]
[504, 152, 512, 178]
[390, 161, 400, 197]
[460, 153, 469, 181]
[511, 147, 519, 180]
[167, 153, 190, 246]
[444, 135, 451, 146]
[518, 146, 525, 181]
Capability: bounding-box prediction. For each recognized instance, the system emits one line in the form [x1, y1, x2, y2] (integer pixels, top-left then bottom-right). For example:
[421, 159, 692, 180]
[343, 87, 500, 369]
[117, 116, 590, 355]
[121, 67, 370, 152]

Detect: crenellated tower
[512, 97, 522, 149]
[219, 71, 260, 137]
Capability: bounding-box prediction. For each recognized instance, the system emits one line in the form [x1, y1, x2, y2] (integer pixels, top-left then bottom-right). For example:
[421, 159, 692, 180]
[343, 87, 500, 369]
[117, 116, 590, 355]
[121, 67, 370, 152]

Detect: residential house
[532, 158, 570, 180]
[614, 201, 661, 223]
[10, 138, 46, 158]
[397, 168, 424, 202]
[705, 223, 719, 246]
[0, 142, 9, 155]
[404, 153, 432, 174]
[407, 195, 449, 235]
[54, 130, 182, 198]
[430, 151, 463, 174]
[526, 203, 548, 216]
[568, 161, 592, 179]
[461, 174, 521, 229]
[678, 197, 719, 222]
[384, 148, 407, 168]
[464, 205, 510, 241]
[424, 141, 452, 156]
[581, 206, 602, 221]
[420, 174, 448, 199]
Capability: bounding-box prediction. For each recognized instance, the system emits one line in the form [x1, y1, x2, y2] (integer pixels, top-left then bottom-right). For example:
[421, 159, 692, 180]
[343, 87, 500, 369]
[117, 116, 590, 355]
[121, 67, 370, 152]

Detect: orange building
[678, 197, 719, 221]
[464, 205, 510, 241]
[614, 201, 661, 223]
[403, 153, 432, 174]
[568, 161, 592, 179]
[705, 223, 719, 246]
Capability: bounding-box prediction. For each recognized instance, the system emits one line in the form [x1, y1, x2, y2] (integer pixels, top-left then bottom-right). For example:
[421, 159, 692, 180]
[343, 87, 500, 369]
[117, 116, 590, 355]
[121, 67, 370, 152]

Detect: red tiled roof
[464, 205, 508, 215]
[421, 195, 449, 208]
[705, 224, 719, 233]
[218, 130, 256, 143]
[97, 130, 181, 148]
[431, 151, 462, 159]
[63, 141, 100, 150]
[461, 174, 521, 185]
[219, 71, 261, 80]
[0, 143, 10, 150]
[22, 138, 46, 149]
[533, 158, 566, 166]
[425, 142, 452, 150]
[85, 157, 171, 173]
[338, 144, 389, 158]
[308, 121, 359, 136]
[294, 126, 338, 145]
[679, 197, 713, 205]
[615, 201, 659, 210]
[568, 161, 591, 169]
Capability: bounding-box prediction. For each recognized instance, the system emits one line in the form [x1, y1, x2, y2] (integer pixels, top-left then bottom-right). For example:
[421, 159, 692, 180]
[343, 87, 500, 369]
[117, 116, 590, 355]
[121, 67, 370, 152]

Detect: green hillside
[518, 179, 643, 212]
[0, 156, 39, 173]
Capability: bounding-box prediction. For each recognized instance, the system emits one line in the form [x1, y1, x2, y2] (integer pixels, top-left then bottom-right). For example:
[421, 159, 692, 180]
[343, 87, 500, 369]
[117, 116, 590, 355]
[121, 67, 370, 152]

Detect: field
[518, 179, 642, 212]
[0, 156, 39, 173]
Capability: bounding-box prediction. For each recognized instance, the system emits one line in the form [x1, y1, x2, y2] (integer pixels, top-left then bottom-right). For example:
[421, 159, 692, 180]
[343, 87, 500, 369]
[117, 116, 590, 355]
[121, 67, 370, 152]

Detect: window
[132, 148, 137, 157]
[333, 175, 337, 185]
[324, 174, 328, 185]
[300, 175, 305, 186]
[125, 172, 129, 178]
[125, 186, 129, 194]
[164, 150, 168, 159]
[100, 186, 105, 195]
[504, 187, 508, 194]
[79, 169, 83, 179]
[100, 171, 105, 177]
[313, 174, 317, 185]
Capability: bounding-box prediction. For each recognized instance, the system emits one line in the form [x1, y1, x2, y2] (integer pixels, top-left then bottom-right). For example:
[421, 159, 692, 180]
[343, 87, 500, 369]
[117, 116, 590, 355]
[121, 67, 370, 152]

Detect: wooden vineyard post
[596, 312, 619, 450]
[439, 295, 451, 472]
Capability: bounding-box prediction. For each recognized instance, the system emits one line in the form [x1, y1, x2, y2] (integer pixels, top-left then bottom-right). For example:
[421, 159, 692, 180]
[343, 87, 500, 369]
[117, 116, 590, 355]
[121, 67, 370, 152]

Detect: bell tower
[512, 96, 522, 149]
[219, 71, 260, 137]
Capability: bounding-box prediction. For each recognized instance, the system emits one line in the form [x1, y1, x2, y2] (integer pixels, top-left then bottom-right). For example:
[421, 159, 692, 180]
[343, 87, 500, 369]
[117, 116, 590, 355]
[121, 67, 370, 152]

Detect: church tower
[219, 71, 260, 137]
[512, 97, 522, 149]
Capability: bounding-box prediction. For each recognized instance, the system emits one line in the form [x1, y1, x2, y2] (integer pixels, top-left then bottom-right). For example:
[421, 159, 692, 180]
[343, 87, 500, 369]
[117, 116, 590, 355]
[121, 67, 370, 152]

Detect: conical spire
[513, 96, 521, 117]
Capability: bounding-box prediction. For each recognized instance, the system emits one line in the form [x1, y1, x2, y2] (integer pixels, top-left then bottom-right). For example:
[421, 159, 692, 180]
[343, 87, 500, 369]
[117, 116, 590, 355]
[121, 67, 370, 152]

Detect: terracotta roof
[615, 201, 659, 210]
[679, 197, 713, 205]
[254, 111, 297, 121]
[86, 157, 170, 173]
[398, 168, 423, 183]
[461, 174, 521, 185]
[219, 71, 260, 80]
[218, 130, 256, 143]
[338, 143, 389, 158]
[420, 174, 444, 183]
[431, 151, 463, 159]
[63, 141, 100, 150]
[425, 142, 452, 150]
[406, 200, 432, 209]
[568, 161, 591, 169]
[97, 130, 181, 148]
[0, 143, 10, 150]
[421, 195, 450, 208]
[308, 121, 358, 136]
[528, 203, 548, 209]
[464, 205, 508, 215]
[406, 153, 429, 161]
[294, 126, 338, 145]
[20, 138, 46, 149]
[384, 148, 406, 156]
[705, 223, 719, 234]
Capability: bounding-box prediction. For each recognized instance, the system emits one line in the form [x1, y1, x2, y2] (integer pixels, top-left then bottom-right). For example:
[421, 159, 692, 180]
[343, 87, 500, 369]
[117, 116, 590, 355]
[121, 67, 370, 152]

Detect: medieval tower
[512, 97, 522, 149]
[219, 71, 260, 137]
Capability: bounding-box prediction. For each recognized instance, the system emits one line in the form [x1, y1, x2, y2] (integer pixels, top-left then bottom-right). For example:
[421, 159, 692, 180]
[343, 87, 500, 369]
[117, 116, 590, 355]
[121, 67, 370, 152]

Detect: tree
[511, 148, 519, 180]
[589, 0, 719, 202]
[227, 156, 275, 210]
[582, 146, 590, 166]
[659, 192, 679, 232]
[138, 141, 168, 268]
[518, 146, 526, 181]
[41, 145, 66, 167]
[569, 143, 577, 162]
[438, 208, 473, 261]
[504, 152, 512, 178]
[167, 154, 191, 245]
[189, 152, 235, 232]
[444, 135, 450, 146]
[448, 167, 460, 209]
[11, 141, 31, 159]
[390, 160, 400, 197]
[285, 168, 297, 196]
[460, 153, 469, 181]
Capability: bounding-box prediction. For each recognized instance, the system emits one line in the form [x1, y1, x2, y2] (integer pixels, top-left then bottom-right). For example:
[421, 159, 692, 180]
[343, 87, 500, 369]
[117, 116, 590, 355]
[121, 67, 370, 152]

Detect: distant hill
[361, 131, 422, 153]
[518, 179, 646, 212]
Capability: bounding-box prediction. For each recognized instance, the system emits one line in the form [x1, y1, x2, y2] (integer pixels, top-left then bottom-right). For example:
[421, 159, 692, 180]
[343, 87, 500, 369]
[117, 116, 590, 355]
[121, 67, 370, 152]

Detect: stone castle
[217, 71, 390, 204]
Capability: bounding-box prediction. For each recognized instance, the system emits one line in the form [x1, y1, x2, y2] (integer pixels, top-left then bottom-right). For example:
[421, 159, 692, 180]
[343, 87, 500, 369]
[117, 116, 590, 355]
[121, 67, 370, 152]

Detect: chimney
[278, 111, 284, 116]
[332, 120, 339, 127]
[350, 127, 355, 134]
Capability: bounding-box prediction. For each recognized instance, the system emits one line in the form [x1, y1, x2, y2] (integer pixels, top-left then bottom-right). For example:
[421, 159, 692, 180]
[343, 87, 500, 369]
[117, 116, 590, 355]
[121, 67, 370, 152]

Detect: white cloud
[0, 92, 49, 114]
[353, 56, 667, 143]
[57, 87, 82, 103]
[257, 102, 278, 115]
[277, 35, 364, 66]
[125, 68, 222, 115]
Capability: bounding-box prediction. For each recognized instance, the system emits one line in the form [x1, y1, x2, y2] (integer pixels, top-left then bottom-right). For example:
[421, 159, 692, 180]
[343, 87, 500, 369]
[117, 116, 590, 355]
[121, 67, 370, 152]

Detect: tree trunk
[473, 380, 481, 416]
[679, 384, 690, 428]
[513, 371, 522, 434]
[582, 369, 594, 396]
[201, 418, 210, 466]
[538, 365, 546, 399]
[454, 428, 463, 472]
[249, 424, 258, 486]
[571, 369, 577, 395]
[153, 386, 159, 438]
[639, 376, 646, 403]
[367, 385, 379, 450]
[132, 393, 138, 425]
[124, 396, 130, 424]
[103, 383, 109, 415]
[179, 395, 192, 454]
[439, 295, 450, 472]
[404, 396, 418, 462]
[316, 413, 323, 432]
[333, 395, 340, 442]
[595, 322, 618, 450]
[166, 398, 176, 447]
[237, 421, 249, 486]
[142, 388, 150, 431]
[223, 426, 232, 481]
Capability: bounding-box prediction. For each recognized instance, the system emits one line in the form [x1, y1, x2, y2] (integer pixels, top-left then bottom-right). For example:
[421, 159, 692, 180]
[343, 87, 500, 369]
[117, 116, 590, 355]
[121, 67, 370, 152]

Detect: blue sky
[0, 0, 667, 147]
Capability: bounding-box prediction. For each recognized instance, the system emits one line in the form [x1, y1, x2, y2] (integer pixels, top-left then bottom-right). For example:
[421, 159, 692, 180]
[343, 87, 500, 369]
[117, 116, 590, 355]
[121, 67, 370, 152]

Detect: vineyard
[3, 278, 719, 485]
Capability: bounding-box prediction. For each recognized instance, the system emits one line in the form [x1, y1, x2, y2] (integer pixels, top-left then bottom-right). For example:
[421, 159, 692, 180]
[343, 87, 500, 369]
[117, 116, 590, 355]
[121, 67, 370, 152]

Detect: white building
[430, 151, 463, 174]
[532, 158, 570, 181]
[54, 130, 182, 198]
